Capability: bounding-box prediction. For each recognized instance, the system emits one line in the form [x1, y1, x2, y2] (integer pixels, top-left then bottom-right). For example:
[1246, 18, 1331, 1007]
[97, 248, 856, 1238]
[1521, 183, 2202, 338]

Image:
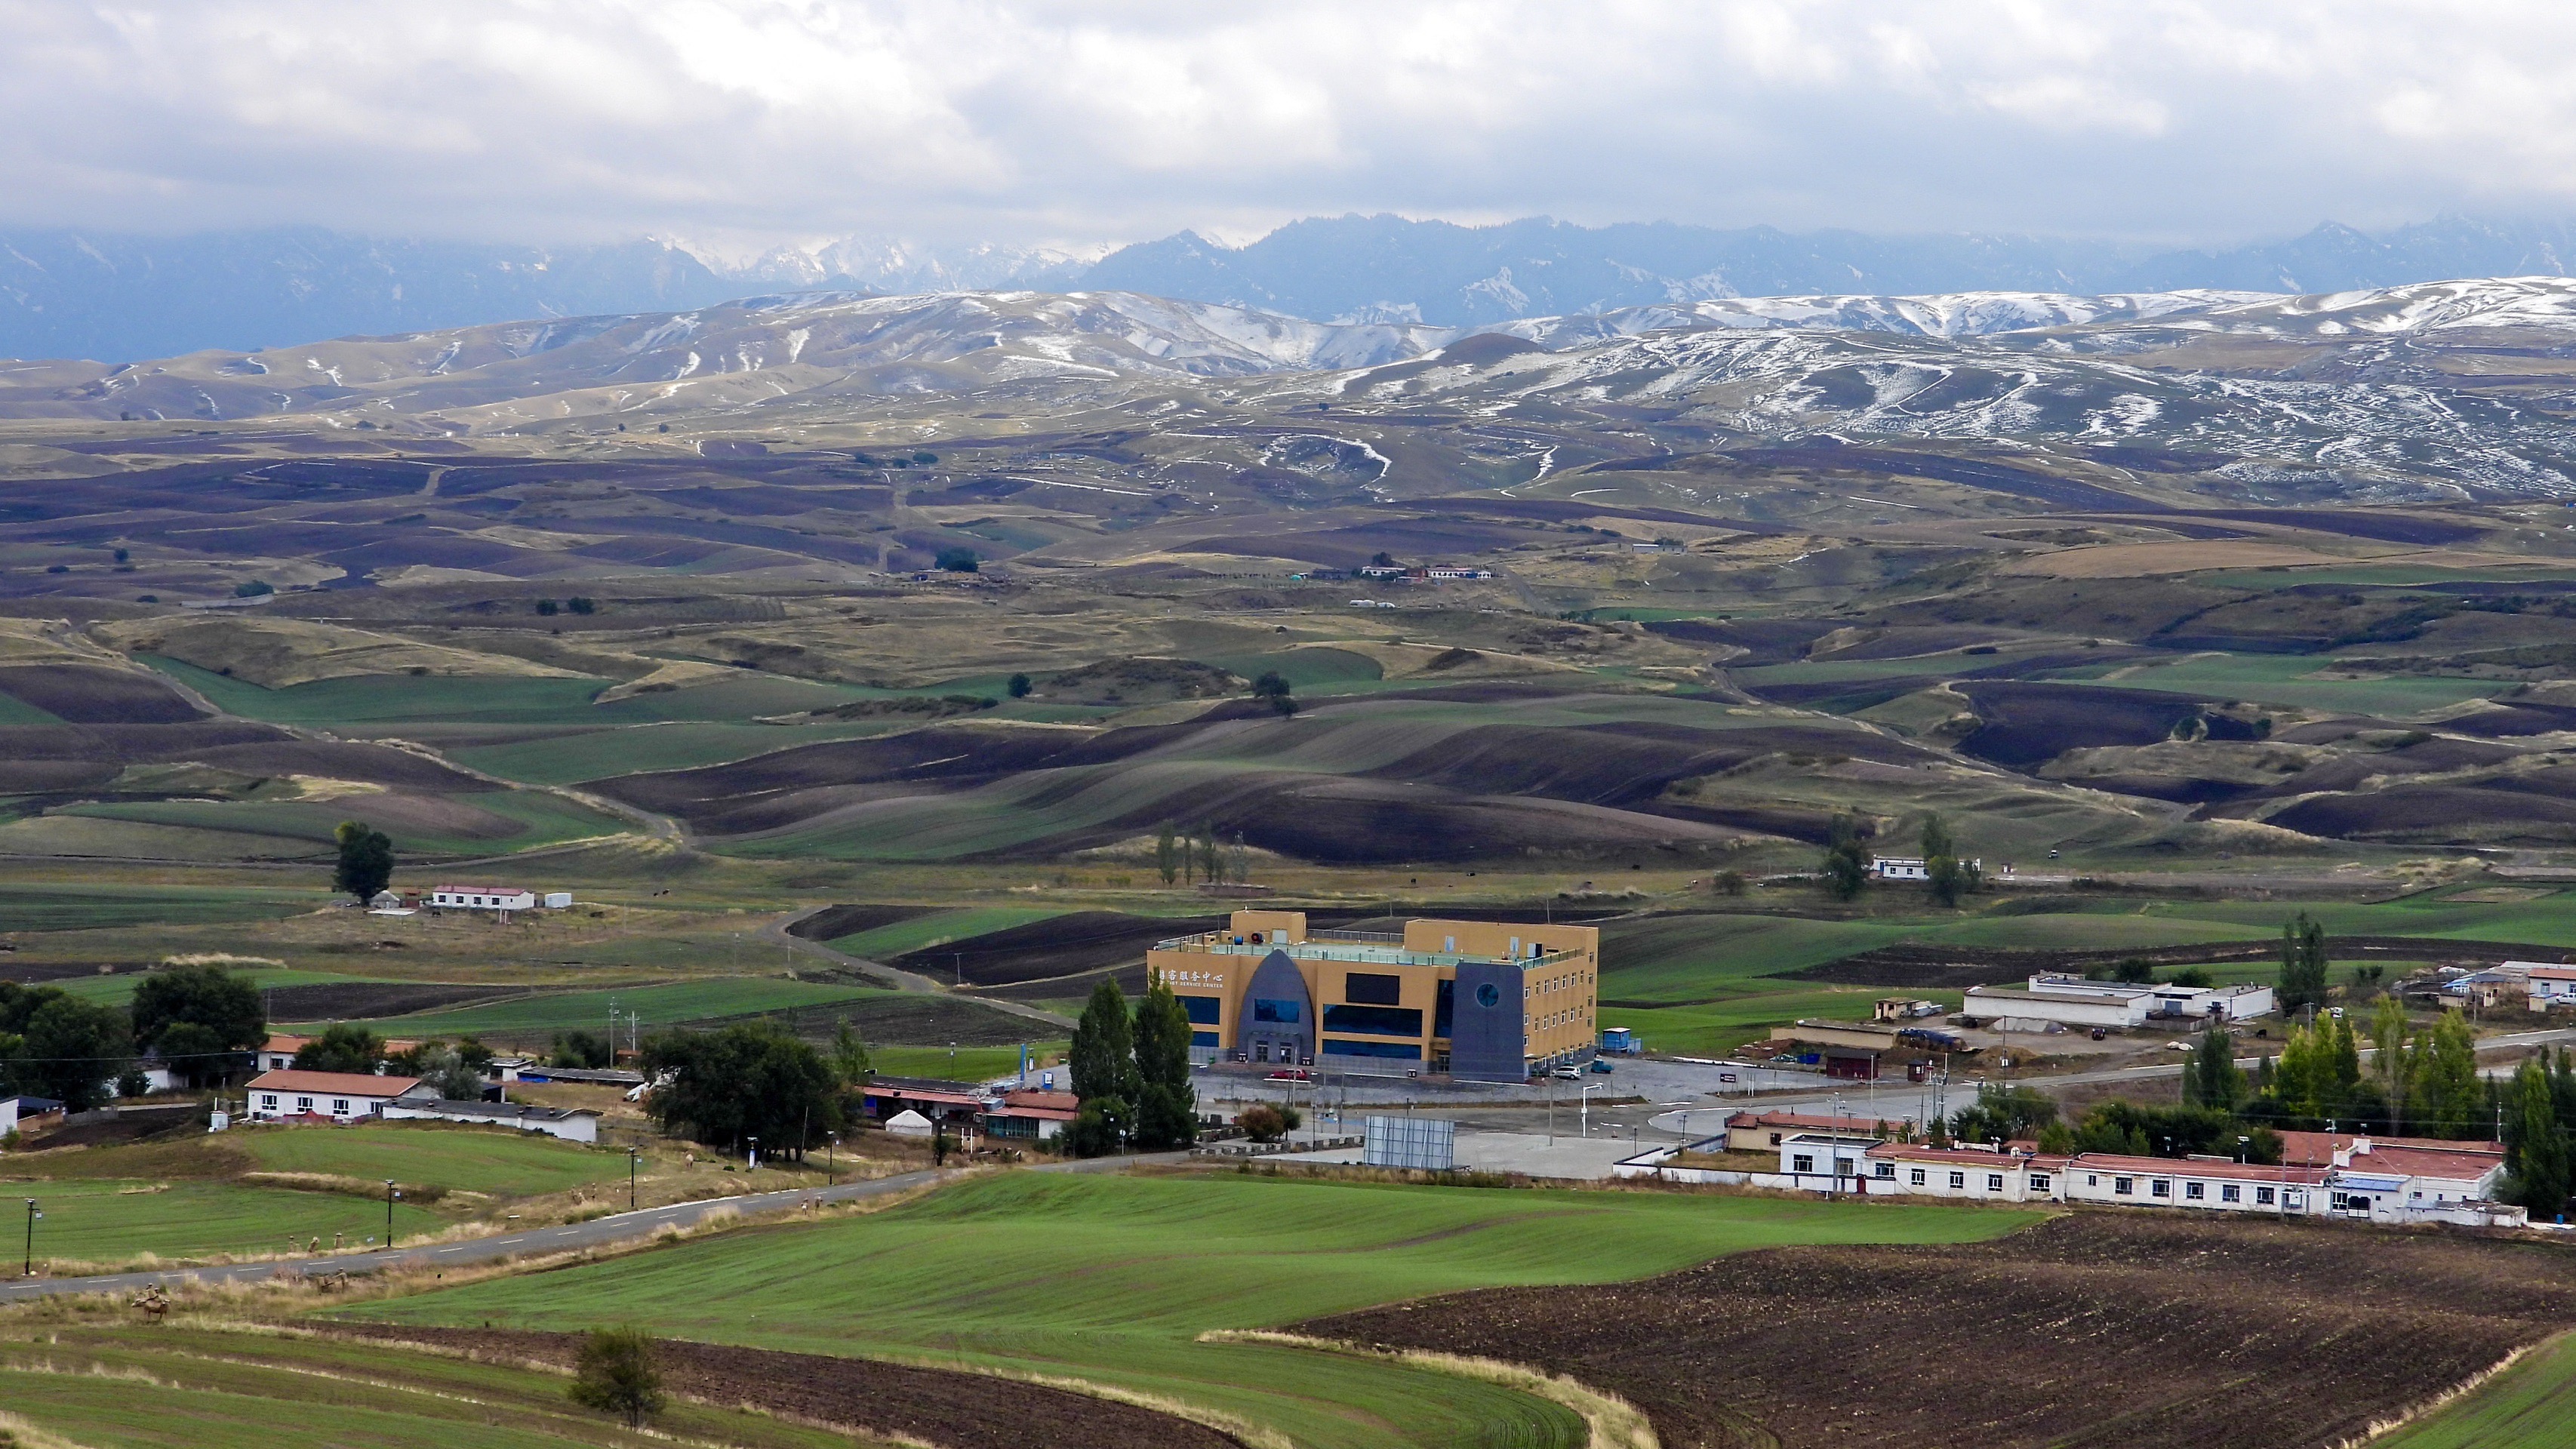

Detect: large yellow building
[1148, 910, 1601, 1082]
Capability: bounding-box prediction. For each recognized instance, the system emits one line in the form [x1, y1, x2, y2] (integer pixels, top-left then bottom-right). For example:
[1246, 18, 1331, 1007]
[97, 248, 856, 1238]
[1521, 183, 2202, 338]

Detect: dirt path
[765, 905, 1076, 1031]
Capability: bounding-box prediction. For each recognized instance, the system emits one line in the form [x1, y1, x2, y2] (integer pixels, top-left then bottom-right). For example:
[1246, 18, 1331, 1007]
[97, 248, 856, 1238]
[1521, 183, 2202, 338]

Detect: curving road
[0, 1154, 1164, 1306]
[762, 906, 1076, 1032]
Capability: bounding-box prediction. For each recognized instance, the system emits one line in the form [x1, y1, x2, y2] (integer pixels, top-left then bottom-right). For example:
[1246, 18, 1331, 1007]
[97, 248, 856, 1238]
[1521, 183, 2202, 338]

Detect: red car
[1265, 1069, 1312, 1081]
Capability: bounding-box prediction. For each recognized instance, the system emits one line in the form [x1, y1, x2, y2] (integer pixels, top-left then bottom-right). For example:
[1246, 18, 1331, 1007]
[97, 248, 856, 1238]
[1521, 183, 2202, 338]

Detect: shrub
[568, 1327, 666, 1428]
[935, 547, 979, 573]
[1237, 1103, 1288, 1142]
[233, 579, 274, 598]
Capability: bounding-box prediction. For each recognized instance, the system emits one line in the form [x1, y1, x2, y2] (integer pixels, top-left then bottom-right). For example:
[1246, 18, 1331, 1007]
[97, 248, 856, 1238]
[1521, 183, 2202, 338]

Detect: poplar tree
[2507, 1058, 2570, 1220]
[1156, 823, 1180, 886]
[1130, 971, 1199, 1150]
[2278, 912, 2331, 1016]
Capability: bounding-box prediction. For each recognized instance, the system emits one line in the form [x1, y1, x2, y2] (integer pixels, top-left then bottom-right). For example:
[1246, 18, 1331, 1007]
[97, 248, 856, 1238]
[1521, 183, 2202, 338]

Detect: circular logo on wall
[1475, 983, 1500, 1008]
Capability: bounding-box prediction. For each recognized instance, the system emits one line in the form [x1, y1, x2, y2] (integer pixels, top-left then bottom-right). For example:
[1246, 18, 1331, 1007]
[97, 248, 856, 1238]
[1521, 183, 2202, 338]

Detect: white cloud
[4, 0, 2576, 247]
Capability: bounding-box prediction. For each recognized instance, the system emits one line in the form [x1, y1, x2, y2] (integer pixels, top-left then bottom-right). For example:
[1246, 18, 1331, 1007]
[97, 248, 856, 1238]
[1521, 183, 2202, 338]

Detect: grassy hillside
[294, 978, 900, 1039]
[7, 1177, 447, 1267]
[347, 1171, 2039, 1449]
[238, 1123, 635, 1198]
[2380, 1333, 2576, 1448]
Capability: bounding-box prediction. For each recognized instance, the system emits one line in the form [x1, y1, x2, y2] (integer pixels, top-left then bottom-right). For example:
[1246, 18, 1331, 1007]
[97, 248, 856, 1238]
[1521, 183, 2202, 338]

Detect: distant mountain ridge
[9, 212, 2576, 363]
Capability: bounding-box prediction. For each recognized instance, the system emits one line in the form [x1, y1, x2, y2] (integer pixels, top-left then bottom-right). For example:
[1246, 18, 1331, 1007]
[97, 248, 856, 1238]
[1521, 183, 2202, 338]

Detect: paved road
[0, 1154, 1168, 1306]
[764, 906, 1076, 1032]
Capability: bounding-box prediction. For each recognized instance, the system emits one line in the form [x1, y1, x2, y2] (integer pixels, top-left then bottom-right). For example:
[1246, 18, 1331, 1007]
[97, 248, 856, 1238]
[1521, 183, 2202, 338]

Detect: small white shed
[884, 1109, 935, 1139]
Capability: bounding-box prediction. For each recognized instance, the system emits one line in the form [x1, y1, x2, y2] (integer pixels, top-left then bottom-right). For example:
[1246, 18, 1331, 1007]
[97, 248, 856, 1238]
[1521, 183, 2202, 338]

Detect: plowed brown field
[315, 1323, 1242, 1449]
[1300, 1213, 2576, 1449]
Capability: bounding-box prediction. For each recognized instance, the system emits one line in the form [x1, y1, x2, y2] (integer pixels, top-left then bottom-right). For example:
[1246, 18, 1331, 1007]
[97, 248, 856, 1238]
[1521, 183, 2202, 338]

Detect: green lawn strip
[2036, 652, 2503, 718]
[2377, 1333, 2576, 1448]
[826, 906, 1066, 957]
[1600, 986, 1928, 1057]
[0, 881, 314, 931]
[293, 978, 897, 1039]
[346, 1171, 2039, 1449]
[0, 688, 62, 723]
[239, 1123, 636, 1198]
[63, 789, 632, 855]
[48, 968, 374, 1006]
[452, 719, 913, 786]
[2, 1178, 445, 1266]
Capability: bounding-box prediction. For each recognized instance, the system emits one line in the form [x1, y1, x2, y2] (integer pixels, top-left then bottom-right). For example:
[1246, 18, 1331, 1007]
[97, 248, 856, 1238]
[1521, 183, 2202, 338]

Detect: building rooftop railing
[1153, 931, 1580, 971]
[1312, 928, 1403, 944]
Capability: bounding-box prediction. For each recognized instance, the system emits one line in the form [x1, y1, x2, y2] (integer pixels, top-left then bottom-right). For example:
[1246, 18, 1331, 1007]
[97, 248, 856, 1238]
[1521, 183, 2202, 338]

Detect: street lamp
[747, 1136, 759, 1171]
[22, 1198, 37, 1277]
[628, 1148, 640, 1210]
[2237, 1134, 2250, 1165]
[827, 1132, 839, 1182]
[384, 1181, 399, 1246]
[1580, 1084, 1602, 1138]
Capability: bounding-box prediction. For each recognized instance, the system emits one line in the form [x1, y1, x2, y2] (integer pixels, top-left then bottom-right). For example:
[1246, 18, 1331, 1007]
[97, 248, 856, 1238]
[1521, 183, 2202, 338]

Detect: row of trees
[1158, 822, 1251, 887]
[1064, 974, 1197, 1155]
[289, 1023, 496, 1100]
[0, 962, 269, 1112]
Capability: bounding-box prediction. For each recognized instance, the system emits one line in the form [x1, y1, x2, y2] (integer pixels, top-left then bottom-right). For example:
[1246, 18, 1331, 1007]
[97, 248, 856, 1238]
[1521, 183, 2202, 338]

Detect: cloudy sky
[7, 0, 2576, 251]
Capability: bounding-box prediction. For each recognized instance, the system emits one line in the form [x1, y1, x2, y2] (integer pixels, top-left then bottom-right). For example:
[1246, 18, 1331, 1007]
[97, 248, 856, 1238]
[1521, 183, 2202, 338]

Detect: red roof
[432, 884, 532, 896]
[2277, 1131, 2504, 1166]
[863, 1083, 986, 1107]
[1002, 1090, 1078, 1110]
[1868, 1143, 2071, 1169]
[248, 1069, 423, 1096]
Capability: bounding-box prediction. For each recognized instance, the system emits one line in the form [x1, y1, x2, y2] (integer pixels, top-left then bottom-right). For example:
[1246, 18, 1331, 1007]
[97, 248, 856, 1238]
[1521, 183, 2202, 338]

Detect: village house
[430, 883, 537, 913]
[2520, 963, 2576, 1009]
[383, 1097, 599, 1143]
[1722, 1109, 1890, 1153]
[245, 1069, 429, 1122]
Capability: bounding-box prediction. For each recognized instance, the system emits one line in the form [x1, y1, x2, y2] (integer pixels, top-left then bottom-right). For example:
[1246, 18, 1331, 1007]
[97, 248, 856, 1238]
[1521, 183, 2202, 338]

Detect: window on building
[1322, 1004, 1423, 1036]
[297, 1097, 314, 1112]
[1948, 1171, 1965, 1189]
[2086, 1174, 2098, 1186]
[2222, 1185, 2241, 1203]
[1181, 995, 1222, 1024]
[1320, 1038, 1421, 1060]
[1793, 1154, 1815, 1174]
[2257, 1186, 2276, 1204]
[2151, 1180, 2171, 1198]
[2185, 1181, 2205, 1199]
[1190, 1030, 1219, 1048]
[1909, 1168, 1926, 1186]
[1986, 1173, 2005, 1192]
[1251, 998, 1301, 1024]
[333, 1099, 350, 1114]
[2029, 1174, 2051, 1192]
[260, 1095, 278, 1109]
[2114, 1177, 2134, 1195]
[1875, 1161, 1894, 1178]
[1344, 972, 1402, 1005]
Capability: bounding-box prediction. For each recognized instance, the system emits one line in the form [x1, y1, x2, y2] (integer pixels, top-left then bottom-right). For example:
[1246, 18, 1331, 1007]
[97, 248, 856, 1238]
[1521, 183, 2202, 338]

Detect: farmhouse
[382, 1097, 599, 1143]
[1865, 1142, 2069, 1203]
[2521, 963, 2576, 1009]
[245, 1069, 429, 1122]
[982, 1088, 1079, 1142]
[1870, 856, 1930, 881]
[1150, 910, 1602, 1081]
[430, 883, 537, 912]
[1774, 1132, 1881, 1190]
[259, 1032, 418, 1074]
[1723, 1109, 1889, 1152]
[862, 1075, 989, 1131]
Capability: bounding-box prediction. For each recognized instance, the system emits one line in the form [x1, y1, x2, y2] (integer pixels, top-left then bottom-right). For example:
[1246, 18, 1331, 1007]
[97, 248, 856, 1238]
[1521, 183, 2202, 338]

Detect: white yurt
[884, 1109, 935, 1139]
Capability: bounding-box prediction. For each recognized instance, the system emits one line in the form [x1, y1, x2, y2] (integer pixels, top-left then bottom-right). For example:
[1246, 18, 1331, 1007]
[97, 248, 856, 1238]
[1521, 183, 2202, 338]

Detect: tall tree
[827, 1016, 873, 1088]
[1066, 978, 1141, 1157]
[1131, 971, 1199, 1150]
[2410, 1010, 2484, 1139]
[2370, 995, 2411, 1134]
[1921, 813, 1978, 907]
[1819, 813, 1869, 902]
[332, 820, 395, 902]
[637, 1023, 839, 1158]
[131, 962, 266, 1086]
[2506, 1057, 2571, 1220]
[1156, 823, 1180, 886]
[2278, 911, 2331, 1017]
[18, 996, 134, 1111]
[2184, 1022, 2243, 1110]
[1196, 823, 1220, 887]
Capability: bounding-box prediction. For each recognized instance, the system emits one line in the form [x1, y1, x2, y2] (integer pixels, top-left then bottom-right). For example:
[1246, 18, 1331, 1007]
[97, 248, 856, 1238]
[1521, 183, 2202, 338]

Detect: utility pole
[385, 1180, 399, 1245]
[22, 1199, 35, 1277]
[629, 1148, 639, 1210]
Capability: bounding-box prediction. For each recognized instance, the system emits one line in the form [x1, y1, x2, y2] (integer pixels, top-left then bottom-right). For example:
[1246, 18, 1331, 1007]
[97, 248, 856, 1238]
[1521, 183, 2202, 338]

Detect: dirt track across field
[313, 1323, 1244, 1449]
[1300, 1212, 2576, 1449]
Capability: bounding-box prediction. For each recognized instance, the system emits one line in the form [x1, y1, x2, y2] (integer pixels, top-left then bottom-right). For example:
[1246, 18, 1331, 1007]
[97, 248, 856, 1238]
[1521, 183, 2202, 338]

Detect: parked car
[1550, 1066, 1582, 1079]
[1588, 1058, 1615, 1074]
[1265, 1069, 1311, 1081]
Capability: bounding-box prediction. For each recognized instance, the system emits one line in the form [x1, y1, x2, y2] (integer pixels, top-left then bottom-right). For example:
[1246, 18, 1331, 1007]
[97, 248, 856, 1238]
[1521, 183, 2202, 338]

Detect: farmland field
[237, 1122, 635, 1198]
[345, 1171, 2038, 1449]
[2382, 1332, 2576, 1448]
[825, 905, 1066, 958]
[0, 881, 315, 931]
[2, 1177, 446, 1267]
[1305, 1211, 2576, 1449]
[297, 978, 900, 1039]
[0, 1326, 916, 1449]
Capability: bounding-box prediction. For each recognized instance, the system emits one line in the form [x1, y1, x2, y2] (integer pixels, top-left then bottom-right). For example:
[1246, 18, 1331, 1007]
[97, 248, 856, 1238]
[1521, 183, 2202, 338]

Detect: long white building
[1962, 974, 2275, 1031]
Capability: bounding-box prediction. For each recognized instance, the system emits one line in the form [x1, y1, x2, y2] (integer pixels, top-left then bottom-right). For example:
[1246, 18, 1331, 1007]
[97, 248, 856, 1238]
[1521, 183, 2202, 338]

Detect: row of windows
[1322, 1038, 1423, 1060]
[1882, 1163, 2054, 1193]
[2083, 1171, 2269, 1204]
[1321, 1003, 1423, 1036]
[258, 1094, 356, 1113]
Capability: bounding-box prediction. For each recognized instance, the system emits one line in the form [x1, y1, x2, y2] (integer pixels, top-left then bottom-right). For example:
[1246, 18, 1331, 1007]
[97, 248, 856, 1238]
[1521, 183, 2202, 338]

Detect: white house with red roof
[1863, 1142, 2071, 1203]
[245, 1069, 429, 1122]
[431, 884, 537, 912]
[2520, 963, 2576, 1009]
[1723, 1109, 1894, 1152]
